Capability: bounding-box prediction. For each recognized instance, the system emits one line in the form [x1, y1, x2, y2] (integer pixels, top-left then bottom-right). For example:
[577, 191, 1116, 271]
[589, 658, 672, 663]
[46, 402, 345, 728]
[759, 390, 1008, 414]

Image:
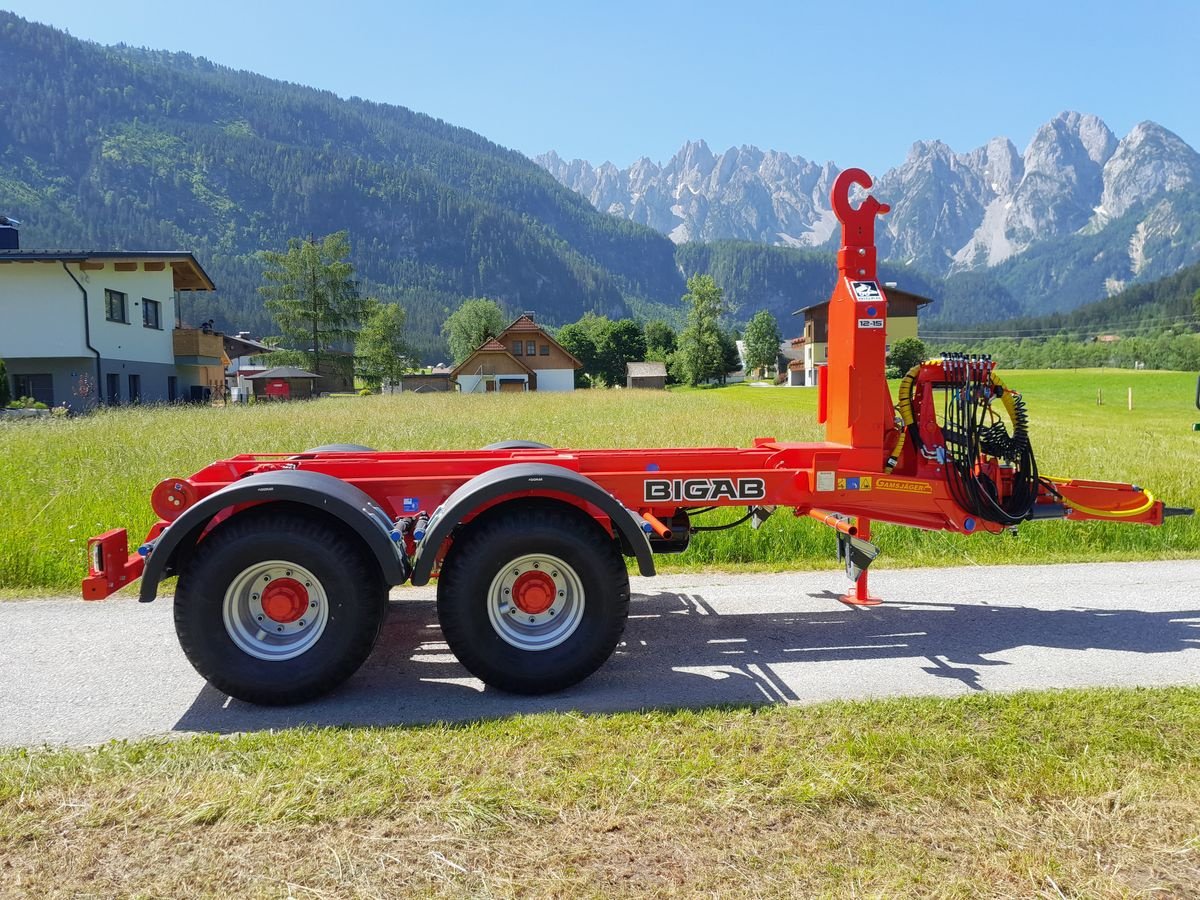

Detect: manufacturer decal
[402, 497, 420, 513]
[850, 280, 882, 301]
[815, 471, 836, 492]
[857, 318, 885, 329]
[644, 477, 766, 503]
[874, 477, 933, 495]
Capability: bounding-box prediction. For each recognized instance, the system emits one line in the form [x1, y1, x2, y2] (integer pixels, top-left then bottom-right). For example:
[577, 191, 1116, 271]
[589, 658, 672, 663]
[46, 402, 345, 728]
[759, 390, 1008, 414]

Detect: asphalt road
[3, 559, 1199, 747]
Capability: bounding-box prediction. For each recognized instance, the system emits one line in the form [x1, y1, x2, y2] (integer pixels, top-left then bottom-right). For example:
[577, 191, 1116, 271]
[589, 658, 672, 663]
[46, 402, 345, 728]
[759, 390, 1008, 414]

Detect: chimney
[0, 216, 19, 251]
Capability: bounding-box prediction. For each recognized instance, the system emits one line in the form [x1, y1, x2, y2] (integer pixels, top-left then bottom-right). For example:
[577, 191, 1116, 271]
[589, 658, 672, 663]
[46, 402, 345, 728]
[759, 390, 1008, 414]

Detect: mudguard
[409, 463, 656, 586]
[139, 469, 408, 603]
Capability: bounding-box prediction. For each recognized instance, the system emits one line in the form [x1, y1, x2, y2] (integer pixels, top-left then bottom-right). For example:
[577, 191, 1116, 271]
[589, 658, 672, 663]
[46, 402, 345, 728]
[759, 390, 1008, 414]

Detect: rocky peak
[1097, 121, 1200, 220]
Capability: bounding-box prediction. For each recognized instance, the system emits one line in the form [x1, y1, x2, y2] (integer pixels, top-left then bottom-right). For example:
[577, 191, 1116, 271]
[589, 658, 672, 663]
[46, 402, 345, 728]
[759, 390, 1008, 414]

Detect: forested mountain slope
[0, 13, 683, 359]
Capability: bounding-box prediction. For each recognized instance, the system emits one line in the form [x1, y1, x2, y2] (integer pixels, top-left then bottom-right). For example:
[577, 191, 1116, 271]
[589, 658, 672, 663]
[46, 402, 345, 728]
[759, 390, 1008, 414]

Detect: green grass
[1, 687, 1196, 896]
[1, 369, 1198, 595]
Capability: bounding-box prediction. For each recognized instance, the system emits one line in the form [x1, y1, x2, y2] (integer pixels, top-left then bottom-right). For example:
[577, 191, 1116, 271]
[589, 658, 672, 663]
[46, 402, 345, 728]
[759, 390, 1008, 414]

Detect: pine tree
[259, 231, 370, 375]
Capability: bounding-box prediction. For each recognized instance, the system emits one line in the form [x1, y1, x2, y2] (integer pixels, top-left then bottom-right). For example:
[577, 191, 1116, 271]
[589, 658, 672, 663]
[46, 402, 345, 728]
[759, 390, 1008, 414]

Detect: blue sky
[7, 1, 1199, 174]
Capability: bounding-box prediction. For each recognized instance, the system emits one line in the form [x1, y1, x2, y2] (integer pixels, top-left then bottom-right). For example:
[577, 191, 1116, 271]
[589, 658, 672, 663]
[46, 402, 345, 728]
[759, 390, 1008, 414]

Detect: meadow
[1, 369, 1198, 595]
[1, 688, 1197, 895]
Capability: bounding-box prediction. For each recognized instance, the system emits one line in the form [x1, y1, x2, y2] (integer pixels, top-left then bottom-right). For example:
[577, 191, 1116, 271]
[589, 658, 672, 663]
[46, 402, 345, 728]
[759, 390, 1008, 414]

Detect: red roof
[503, 314, 541, 332]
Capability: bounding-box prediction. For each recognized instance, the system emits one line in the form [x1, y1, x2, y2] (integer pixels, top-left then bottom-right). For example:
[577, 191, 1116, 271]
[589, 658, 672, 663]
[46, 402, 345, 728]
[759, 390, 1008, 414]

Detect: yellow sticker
[860, 477, 872, 491]
[874, 477, 932, 495]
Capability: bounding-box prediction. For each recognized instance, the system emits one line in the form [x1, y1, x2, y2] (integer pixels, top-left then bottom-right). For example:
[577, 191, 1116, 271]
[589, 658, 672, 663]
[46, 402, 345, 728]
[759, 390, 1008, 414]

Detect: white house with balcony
[0, 221, 215, 410]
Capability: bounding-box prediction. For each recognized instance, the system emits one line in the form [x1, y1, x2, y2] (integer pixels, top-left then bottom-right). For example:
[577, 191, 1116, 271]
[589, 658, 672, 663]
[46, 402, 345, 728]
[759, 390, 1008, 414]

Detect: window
[539, 344, 549, 356]
[526, 341, 536, 356]
[142, 298, 161, 329]
[105, 289, 128, 323]
[105, 373, 121, 405]
[13, 374, 53, 406]
[512, 341, 522, 356]
[128, 374, 141, 403]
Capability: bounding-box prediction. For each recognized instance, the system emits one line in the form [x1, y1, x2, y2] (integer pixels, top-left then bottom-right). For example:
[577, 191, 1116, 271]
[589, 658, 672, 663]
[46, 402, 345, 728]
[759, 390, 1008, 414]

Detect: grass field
[1, 687, 1196, 896]
[1, 369, 1197, 595]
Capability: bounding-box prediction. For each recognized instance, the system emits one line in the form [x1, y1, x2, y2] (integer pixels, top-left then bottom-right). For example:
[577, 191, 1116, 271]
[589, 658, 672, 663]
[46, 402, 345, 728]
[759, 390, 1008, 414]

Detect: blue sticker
[846, 477, 860, 490]
[866, 306, 877, 317]
[403, 497, 420, 513]
[646, 463, 660, 472]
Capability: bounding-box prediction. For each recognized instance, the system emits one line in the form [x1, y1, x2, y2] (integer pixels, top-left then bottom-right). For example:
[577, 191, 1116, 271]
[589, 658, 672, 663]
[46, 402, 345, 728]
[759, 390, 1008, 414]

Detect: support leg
[840, 518, 883, 607]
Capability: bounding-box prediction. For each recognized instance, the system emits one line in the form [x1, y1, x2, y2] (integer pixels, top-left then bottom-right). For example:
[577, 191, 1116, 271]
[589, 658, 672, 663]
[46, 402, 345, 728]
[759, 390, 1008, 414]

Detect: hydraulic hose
[1039, 477, 1157, 518]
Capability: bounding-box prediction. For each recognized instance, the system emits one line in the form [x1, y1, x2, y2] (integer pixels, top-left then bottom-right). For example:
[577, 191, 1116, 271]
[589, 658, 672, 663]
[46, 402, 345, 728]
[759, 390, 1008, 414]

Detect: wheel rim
[486, 553, 584, 651]
[222, 561, 329, 661]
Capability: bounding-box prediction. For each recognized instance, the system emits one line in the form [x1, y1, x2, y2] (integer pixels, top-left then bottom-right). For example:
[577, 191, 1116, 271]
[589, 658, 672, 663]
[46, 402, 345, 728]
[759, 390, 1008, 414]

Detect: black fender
[409, 463, 655, 586]
[139, 469, 408, 603]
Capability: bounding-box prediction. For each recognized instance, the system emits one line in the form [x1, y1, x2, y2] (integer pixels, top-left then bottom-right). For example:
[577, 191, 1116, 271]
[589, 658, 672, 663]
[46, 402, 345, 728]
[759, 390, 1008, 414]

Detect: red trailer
[83, 170, 1192, 705]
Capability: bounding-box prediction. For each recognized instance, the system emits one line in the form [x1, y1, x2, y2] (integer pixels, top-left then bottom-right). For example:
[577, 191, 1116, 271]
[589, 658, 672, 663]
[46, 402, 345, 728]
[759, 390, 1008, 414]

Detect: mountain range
[538, 114, 1200, 318]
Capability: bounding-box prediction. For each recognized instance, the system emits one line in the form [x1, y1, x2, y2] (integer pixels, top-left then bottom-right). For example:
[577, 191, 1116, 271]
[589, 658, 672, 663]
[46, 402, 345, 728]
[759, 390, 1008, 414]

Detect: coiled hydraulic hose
[892, 355, 1039, 525]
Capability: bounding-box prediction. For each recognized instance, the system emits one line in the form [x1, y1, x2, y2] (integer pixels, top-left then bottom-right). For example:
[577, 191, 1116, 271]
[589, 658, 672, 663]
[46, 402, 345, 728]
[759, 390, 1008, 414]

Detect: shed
[626, 361, 667, 389]
[397, 373, 452, 393]
[247, 365, 320, 400]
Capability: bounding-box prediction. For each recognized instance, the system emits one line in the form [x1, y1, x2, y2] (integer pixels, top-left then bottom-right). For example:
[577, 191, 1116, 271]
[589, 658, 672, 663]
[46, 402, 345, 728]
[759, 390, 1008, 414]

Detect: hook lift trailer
[83, 169, 1193, 705]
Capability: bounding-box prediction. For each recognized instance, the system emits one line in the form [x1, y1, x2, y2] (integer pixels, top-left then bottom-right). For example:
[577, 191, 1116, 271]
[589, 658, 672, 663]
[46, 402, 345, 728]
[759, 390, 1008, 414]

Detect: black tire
[480, 440, 551, 450]
[302, 443, 375, 453]
[174, 509, 387, 705]
[436, 503, 629, 694]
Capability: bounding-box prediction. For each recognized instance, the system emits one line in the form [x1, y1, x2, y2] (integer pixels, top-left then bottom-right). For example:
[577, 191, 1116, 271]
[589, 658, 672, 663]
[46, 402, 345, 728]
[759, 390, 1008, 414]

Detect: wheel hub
[222, 561, 329, 661]
[512, 570, 556, 614]
[487, 553, 585, 651]
[260, 577, 309, 623]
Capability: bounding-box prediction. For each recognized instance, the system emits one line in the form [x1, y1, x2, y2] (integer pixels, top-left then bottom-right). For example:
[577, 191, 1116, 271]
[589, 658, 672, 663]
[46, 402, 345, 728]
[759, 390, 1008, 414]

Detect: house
[777, 338, 806, 386]
[791, 284, 932, 386]
[626, 361, 667, 389]
[452, 314, 582, 393]
[246, 366, 319, 400]
[173, 326, 228, 403]
[224, 332, 277, 401]
[0, 221, 216, 410]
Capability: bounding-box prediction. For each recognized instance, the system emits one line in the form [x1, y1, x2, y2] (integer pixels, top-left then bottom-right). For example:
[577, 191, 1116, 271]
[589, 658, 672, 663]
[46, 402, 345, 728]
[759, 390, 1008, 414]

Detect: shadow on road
[173, 590, 1200, 736]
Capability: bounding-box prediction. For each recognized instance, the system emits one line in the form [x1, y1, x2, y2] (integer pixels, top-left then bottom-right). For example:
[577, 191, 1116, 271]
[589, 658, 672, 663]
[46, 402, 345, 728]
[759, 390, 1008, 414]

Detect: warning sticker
[875, 477, 933, 495]
[816, 470, 836, 492]
[836, 476, 875, 491]
[850, 280, 882, 301]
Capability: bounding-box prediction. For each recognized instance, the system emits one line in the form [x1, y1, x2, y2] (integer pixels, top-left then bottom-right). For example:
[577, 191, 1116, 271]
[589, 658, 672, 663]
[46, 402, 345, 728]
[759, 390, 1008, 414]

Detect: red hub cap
[511, 570, 556, 615]
[260, 577, 309, 624]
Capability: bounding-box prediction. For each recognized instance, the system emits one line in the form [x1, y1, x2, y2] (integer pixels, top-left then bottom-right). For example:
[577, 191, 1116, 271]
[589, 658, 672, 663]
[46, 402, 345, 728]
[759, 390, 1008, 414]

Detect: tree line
[261, 234, 790, 390]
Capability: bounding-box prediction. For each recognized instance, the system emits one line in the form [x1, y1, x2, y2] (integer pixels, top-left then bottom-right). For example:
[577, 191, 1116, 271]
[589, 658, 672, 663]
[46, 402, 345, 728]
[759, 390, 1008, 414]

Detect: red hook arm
[831, 168, 890, 249]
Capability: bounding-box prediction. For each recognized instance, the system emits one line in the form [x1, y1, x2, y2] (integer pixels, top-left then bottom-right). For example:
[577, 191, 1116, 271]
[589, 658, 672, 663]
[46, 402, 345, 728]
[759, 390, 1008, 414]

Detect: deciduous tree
[887, 337, 928, 375]
[356, 302, 415, 389]
[678, 274, 726, 386]
[644, 320, 677, 356]
[442, 298, 505, 364]
[743, 310, 782, 375]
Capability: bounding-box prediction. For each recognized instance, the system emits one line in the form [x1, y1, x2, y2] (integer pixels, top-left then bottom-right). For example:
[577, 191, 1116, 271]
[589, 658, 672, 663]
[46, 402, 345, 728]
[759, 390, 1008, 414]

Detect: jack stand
[839, 518, 883, 606]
